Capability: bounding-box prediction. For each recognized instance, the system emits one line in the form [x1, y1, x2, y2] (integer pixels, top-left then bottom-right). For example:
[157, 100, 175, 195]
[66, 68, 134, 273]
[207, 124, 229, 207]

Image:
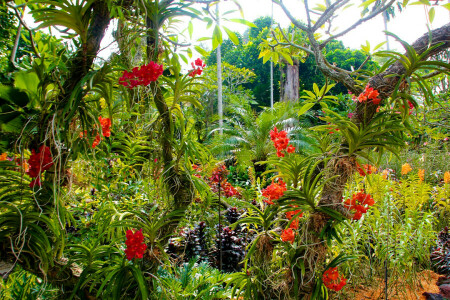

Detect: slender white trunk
[270, 0, 274, 108]
[217, 2, 223, 134]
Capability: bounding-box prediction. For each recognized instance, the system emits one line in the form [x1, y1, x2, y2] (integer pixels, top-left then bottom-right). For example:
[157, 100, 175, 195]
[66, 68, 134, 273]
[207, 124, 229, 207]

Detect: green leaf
[14, 71, 40, 97]
[373, 41, 386, 52]
[0, 85, 30, 107]
[188, 21, 193, 39]
[279, 52, 293, 65]
[298, 103, 315, 116]
[359, 0, 378, 8]
[223, 26, 239, 45]
[229, 18, 256, 27]
[194, 46, 210, 57]
[212, 25, 223, 50]
[428, 7, 435, 23]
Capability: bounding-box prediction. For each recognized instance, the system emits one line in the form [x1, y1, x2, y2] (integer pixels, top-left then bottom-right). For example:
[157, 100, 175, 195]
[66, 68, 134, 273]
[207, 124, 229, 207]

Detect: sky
[23, 0, 450, 59]
[213, 0, 450, 50]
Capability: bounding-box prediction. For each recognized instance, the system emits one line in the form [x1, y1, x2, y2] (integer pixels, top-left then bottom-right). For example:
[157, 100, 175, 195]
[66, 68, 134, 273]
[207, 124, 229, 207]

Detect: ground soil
[342, 270, 442, 300]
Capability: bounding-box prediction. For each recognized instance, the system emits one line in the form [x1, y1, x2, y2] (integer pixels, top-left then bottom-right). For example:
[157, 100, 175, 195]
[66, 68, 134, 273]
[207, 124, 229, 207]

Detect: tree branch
[60, 0, 111, 101]
[320, 0, 396, 48]
[271, 26, 314, 55]
[277, 0, 308, 31]
[312, 0, 349, 32]
[7, 4, 41, 59]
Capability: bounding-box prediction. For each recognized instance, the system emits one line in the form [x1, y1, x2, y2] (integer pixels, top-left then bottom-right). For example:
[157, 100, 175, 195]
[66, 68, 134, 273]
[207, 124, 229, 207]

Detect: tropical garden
[0, 0, 449, 299]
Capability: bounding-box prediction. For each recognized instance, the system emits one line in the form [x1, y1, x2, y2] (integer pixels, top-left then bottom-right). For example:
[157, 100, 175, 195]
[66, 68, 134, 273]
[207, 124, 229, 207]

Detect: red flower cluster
[323, 267, 347, 291]
[356, 163, 377, 177]
[344, 191, 375, 220]
[210, 165, 228, 183]
[119, 61, 164, 88]
[262, 179, 287, 205]
[125, 229, 147, 260]
[188, 58, 206, 77]
[357, 85, 381, 105]
[281, 228, 295, 244]
[27, 145, 53, 188]
[270, 127, 295, 157]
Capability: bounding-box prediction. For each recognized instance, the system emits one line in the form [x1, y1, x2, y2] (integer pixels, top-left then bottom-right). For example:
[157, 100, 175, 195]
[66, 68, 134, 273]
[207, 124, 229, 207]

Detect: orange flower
[92, 134, 101, 148]
[357, 85, 381, 105]
[289, 218, 299, 229]
[22, 161, 30, 173]
[444, 171, 450, 184]
[418, 169, 425, 182]
[401, 163, 412, 175]
[99, 116, 111, 137]
[281, 228, 295, 244]
[262, 180, 287, 205]
[0, 153, 7, 161]
[286, 210, 303, 220]
[382, 169, 389, 180]
[357, 163, 377, 176]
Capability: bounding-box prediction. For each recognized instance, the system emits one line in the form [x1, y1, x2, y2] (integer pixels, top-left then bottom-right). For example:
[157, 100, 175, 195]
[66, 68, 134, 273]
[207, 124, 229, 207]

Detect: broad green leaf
[223, 26, 239, 45]
[428, 7, 435, 23]
[373, 41, 386, 52]
[194, 45, 209, 57]
[0, 85, 30, 107]
[229, 18, 256, 27]
[258, 49, 270, 59]
[298, 103, 315, 116]
[14, 71, 39, 97]
[279, 52, 293, 65]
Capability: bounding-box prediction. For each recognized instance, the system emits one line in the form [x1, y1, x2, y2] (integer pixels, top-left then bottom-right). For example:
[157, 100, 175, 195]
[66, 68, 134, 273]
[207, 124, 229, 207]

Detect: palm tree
[209, 102, 309, 173]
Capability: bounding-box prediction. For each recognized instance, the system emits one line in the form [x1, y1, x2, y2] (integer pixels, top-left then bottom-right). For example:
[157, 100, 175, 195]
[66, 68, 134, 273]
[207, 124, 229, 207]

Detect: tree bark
[60, 0, 111, 102]
[280, 59, 299, 103]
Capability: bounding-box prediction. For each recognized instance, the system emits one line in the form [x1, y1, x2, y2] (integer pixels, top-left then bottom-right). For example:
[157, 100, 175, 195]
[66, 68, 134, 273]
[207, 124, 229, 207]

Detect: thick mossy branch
[60, 0, 111, 100]
[358, 23, 450, 124]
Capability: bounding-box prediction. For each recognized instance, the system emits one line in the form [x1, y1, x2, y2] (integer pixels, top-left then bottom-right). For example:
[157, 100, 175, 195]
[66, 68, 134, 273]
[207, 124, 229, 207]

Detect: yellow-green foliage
[391, 176, 432, 210]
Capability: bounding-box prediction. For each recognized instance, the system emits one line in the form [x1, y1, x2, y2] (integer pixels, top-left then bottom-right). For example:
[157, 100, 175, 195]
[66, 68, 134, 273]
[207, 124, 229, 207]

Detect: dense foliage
[0, 0, 449, 299]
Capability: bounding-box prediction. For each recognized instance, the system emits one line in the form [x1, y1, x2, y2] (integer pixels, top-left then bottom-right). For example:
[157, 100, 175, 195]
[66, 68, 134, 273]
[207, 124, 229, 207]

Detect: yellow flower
[0, 153, 7, 161]
[418, 169, 424, 182]
[444, 171, 450, 184]
[99, 97, 106, 109]
[401, 163, 412, 175]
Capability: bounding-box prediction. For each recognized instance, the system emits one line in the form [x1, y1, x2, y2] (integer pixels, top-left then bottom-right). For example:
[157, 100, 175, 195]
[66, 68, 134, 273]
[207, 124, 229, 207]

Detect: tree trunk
[280, 59, 299, 103]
